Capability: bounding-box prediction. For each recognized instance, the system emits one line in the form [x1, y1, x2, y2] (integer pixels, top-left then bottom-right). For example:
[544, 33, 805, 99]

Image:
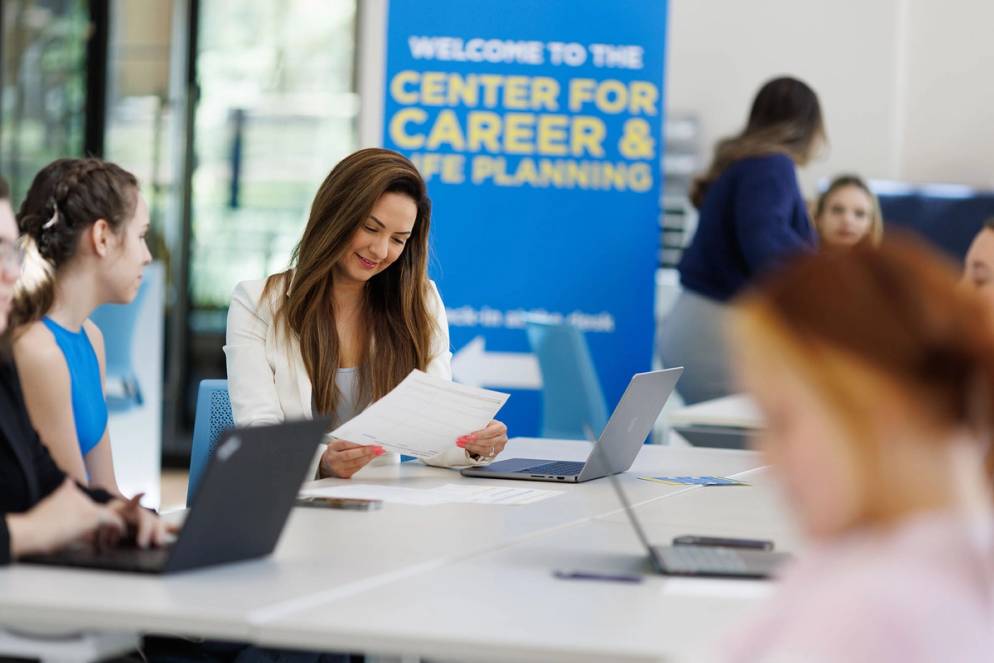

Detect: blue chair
[187, 379, 234, 506]
[526, 322, 608, 440]
[89, 277, 150, 412]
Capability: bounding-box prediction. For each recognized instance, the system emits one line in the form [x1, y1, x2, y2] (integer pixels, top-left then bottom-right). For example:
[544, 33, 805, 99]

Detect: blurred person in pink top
[724, 234, 994, 663]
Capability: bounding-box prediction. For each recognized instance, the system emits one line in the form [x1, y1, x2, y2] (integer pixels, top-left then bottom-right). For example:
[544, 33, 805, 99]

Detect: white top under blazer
[223, 275, 484, 472]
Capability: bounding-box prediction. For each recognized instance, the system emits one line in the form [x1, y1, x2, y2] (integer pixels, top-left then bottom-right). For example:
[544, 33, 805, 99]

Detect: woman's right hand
[317, 440, 385, 479]
[5, 479, 125, 558]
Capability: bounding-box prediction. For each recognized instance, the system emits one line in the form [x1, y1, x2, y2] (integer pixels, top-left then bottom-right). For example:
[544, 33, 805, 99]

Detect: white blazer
[223, 275, 483, 472]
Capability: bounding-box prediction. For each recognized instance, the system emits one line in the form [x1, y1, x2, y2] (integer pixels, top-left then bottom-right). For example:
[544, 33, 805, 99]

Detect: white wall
[900, 1, 994, 188]
[667, 0, 994, 193]
[109, 263, 164, 509]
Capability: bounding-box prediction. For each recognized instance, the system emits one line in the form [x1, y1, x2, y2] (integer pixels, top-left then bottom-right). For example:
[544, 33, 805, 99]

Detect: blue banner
[382, 0, 668, 436]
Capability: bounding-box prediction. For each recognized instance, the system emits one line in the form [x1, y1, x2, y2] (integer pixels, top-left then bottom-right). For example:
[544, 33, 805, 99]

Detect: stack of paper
[300, 483, 562, 506]
[432, 484, 563, 505]
[331, 370, 510, 459]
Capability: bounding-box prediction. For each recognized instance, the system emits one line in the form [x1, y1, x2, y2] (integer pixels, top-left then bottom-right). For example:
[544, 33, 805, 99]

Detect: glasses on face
[0, 239, 25, 272]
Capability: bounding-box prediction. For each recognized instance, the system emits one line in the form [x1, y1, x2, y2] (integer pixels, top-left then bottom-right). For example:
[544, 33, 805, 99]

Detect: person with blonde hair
[724, 235, 994, 662]
[226, 148, 508, 478]
[812, 174, 883, 248]
[659, 76, 825, 405]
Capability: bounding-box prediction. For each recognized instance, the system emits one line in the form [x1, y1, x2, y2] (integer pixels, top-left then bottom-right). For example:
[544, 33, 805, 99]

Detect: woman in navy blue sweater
[660, 77, 824, 405]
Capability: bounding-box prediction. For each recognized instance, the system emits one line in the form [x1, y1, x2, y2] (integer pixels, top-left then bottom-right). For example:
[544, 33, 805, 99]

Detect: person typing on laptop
[0, 174, 169, 565]
[722, 236, 994, 662]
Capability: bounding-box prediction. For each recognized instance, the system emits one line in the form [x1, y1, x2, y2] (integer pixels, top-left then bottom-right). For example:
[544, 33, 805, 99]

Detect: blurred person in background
[660, 76, 825, 405]
[812, 174, 883, 248]
[961, 219, 994, 309]
[725, 236, 994, 663]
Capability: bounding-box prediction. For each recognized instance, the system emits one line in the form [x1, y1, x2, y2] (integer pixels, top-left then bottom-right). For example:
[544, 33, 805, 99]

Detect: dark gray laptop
[461, 368, 683, 483]
[23, 418, 327, 574]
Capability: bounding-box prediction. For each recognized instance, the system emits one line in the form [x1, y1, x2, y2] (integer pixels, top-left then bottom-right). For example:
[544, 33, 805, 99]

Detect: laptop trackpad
[478, 458, 554, 473]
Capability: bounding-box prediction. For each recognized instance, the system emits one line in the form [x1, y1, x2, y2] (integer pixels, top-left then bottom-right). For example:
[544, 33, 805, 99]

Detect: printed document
[331, 369, 509, 459]
[300, 483, 563, 506]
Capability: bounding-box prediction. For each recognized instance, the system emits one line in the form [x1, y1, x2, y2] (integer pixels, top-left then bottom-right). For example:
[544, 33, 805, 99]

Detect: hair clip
[42, 202, 59, 230]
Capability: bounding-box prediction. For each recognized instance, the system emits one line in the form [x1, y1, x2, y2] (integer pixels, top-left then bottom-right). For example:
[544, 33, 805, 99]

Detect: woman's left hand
[104, 494, 177, 549]
[457, 420, 508, 460]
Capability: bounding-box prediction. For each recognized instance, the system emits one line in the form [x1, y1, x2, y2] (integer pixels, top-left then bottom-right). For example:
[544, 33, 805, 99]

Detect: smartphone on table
[295, 496, 383, 511]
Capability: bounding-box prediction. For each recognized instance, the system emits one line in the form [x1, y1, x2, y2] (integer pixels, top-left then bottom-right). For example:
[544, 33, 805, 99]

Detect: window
[189, 0, 358, 327]
[0, 0, 89, 201]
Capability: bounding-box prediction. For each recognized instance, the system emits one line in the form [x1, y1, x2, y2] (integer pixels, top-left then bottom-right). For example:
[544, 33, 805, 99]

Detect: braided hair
[11, 158, 138, 328]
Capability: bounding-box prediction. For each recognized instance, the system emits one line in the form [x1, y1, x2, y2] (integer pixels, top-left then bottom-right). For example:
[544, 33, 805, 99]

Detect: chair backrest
[89, 276, 149, 378]
[187, 379, 234, 506]
[526, 322, 608, 440]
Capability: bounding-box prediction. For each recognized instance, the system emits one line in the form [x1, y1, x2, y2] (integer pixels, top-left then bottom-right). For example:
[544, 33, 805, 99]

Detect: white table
[0, 438, 785, 662]
[667, 395, 763, 430]
[666, 395, 764, 450]
[256, 459, 796, 663]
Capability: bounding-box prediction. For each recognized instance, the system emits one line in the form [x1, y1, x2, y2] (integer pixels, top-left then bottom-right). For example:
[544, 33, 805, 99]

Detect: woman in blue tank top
[10, 158, 151, 493]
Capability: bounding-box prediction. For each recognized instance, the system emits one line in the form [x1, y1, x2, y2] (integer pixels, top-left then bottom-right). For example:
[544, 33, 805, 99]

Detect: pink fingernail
[456, 440, 467, 448]
[373, 446, 385, 456]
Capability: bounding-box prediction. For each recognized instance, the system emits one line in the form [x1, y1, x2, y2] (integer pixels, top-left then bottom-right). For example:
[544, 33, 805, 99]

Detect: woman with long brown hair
[723, 236, 994, 661]
[659, 76, 825, 406]
[225, 148, 508, 478]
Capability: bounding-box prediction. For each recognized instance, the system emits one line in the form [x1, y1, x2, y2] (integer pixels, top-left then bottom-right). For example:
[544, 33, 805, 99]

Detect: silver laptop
[461, 368, 683, 483]
[604, 448, 791, 579]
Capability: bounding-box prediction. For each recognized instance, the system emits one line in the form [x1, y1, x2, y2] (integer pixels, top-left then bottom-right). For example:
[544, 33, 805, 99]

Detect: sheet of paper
[331, 369, 509, 459]
[300, 483, 563, 506]
[431, 484, 563, 505]
[639, 475, 750, 487]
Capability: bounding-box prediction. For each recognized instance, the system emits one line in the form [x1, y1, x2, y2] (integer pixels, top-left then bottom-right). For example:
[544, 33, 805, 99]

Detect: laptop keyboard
[27, 540, 173, 573]
[655, 545, 749, 575]
[516, 460, 585, 476]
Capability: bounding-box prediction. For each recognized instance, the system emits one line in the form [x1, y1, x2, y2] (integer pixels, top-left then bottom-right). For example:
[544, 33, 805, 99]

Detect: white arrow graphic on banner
[452, 336, 543, 390]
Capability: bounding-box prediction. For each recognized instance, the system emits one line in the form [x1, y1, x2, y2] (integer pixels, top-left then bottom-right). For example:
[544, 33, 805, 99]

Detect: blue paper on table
[639, 475, 749, 486]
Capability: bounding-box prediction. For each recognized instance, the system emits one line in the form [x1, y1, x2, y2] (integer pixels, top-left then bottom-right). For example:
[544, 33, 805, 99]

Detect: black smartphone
[553, 569, 643, 584]
[295, 496, 383, 511]
[672, 534, 774, 551]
